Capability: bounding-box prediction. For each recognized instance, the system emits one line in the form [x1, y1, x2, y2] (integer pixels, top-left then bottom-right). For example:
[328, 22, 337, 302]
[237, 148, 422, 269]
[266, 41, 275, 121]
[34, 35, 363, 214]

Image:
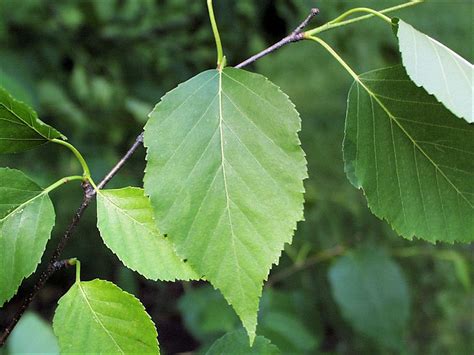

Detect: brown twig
[0, 133, 144, 346]
[235, 8, 319, 69]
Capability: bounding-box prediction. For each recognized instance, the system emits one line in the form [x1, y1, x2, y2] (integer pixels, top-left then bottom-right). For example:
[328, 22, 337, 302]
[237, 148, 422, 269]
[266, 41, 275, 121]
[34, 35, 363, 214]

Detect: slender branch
[305, 1, 423, 36]
[0, 133, 144, 346]
[97, 133, 144, 190]
[236, 1, 423, 69]
[292, 8, 320, 35]
[235, 8, 319, 69]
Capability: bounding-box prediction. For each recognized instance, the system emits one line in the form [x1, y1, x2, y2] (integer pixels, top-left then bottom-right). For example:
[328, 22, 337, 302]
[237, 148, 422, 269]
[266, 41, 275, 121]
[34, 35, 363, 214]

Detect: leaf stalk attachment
[43, 175, 85, 194]
[329, 7, 392, 25]
[68, 258, 81, 283]
[304, 1, 423, 36]
[305, 36, 361, 84]
[207, 0, 224, 69]
[51, 139, 91, 178]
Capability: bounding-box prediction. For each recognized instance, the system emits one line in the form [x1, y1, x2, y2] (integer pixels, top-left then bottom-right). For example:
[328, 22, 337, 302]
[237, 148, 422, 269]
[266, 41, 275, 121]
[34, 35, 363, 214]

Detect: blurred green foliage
[0, 0, 472, 354]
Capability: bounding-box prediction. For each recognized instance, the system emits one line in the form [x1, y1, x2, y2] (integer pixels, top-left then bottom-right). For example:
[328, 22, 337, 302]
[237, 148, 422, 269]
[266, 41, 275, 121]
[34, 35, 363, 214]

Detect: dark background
[0, 0, 472, 354]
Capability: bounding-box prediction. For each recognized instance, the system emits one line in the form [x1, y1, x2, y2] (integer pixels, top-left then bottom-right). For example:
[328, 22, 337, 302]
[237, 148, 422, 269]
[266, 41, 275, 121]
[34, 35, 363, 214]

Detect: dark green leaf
[0, 86, 65, 153]
[343, 66, 474, 243]
[329, 248, 410, 349]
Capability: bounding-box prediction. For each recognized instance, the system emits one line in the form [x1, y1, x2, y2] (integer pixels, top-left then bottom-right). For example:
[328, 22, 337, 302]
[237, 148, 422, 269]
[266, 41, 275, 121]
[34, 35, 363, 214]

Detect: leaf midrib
[0, 190, 46, 222]
[218, 69, 245, 300]
[77, 283, 125, 354]
[0, 101, 51, 141]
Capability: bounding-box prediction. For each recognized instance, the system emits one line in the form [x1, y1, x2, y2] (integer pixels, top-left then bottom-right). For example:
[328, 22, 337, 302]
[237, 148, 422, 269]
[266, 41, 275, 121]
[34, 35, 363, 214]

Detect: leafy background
[0, 0, 472, 353]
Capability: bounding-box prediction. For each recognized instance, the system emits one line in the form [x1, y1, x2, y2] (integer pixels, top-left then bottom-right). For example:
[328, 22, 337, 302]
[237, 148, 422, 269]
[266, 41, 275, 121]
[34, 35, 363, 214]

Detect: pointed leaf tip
[144, 68, 307, 339]
[0, 86, 66, 153]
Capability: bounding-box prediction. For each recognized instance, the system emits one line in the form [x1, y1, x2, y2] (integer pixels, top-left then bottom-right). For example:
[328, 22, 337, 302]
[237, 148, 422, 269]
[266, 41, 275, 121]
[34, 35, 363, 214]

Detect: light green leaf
[206, 329, 280, 355]
[144, 68, 307, 342]
[0, 168, 55, 306]
[96, 187, 199, 281]
[7, 312, 59, 354]
[0, 86, 66, 154]
[395, 19, 473, 123]
[329, 248, 410, 349]
[53, 278, 159, 354]
[343, 66, 474, 243]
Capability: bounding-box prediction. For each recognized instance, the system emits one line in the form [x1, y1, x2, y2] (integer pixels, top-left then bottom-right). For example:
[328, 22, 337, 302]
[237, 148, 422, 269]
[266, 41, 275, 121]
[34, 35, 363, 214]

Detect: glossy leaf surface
[0, 86, 65, 153]
[0, 168, 55, 306]
[97, 187, 199, 281]
[53, 279, 159, 354]
[144, 68, 307, 341]
[396, 19, 473, 123]
[344, 66, 474, 243]
[329, 248, 410, 349]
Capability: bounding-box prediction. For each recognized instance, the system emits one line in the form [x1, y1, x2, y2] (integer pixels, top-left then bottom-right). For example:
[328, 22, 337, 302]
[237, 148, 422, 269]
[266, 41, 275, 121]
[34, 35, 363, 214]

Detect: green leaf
[395, 19, 473, 123]
[7, 312, 59, 354]
[343, 66, 474, 243]
[0, 86, 66, 154]
[328, 248, 410, 349]
[53, 278, 159, 354]
[96, 187, 199, 281]
[206, 329, 280, 355]
[144, 68, 307, 341]
[0, 168, 55, 306]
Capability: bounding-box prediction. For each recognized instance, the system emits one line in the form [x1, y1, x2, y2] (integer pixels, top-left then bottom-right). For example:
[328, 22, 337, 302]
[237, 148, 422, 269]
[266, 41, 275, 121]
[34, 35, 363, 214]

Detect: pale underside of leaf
[144, 67, 307, 342]
[344, 66, 474, 243]
[53, 279, 159, 354]
[0, 87, 66, 153]
[96, 187, 199, 281]
[396, 19, 473, 123]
